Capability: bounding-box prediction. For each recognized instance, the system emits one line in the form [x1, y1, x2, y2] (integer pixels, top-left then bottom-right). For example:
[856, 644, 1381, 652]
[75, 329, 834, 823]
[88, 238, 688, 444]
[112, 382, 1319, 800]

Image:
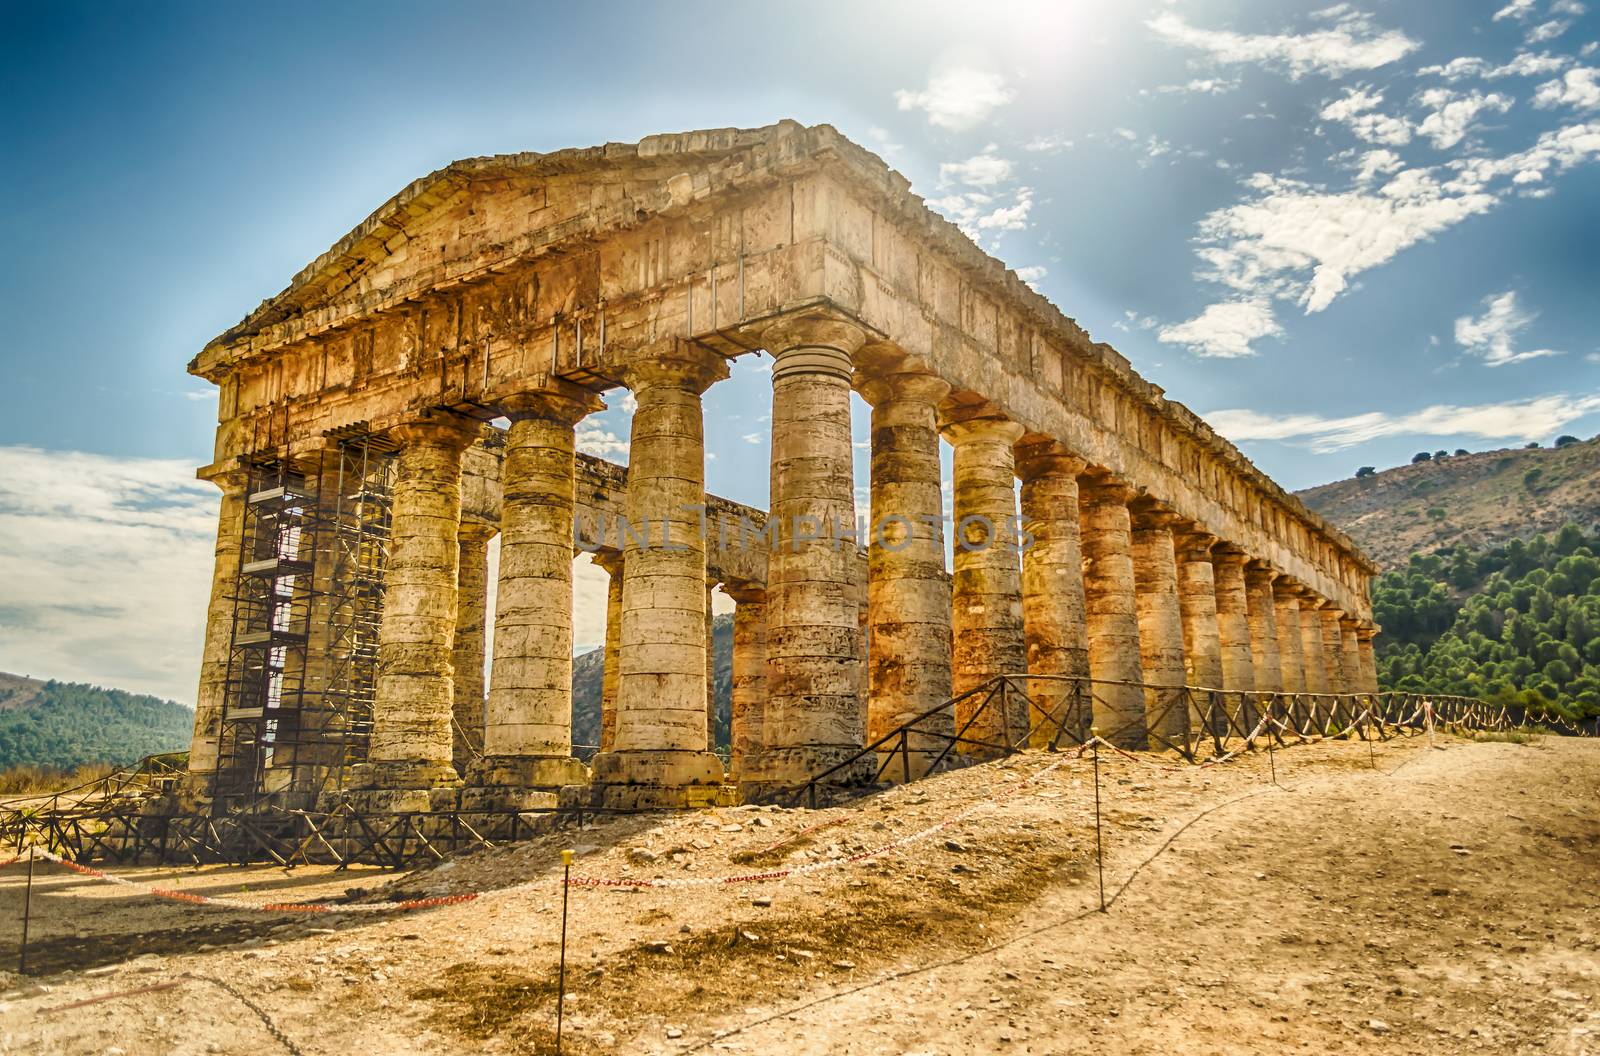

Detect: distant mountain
[1297, 436, 1600, 570]
[0, 673, 193, 771]
[570, 613, 733, 755]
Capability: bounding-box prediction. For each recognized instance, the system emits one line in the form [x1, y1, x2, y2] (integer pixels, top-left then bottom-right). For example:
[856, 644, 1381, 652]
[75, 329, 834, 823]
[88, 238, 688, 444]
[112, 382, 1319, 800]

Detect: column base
[345, 760, 462, 792]
[333, 785, 464, 814]
[590, 749, 727, 810]
[469, 754, 591, 789]
[744, 745, 878, 791]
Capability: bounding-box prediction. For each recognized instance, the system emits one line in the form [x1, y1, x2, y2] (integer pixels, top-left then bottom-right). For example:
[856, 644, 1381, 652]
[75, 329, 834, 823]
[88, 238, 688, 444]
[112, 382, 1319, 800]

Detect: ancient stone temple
[183, 122, 1379, 815]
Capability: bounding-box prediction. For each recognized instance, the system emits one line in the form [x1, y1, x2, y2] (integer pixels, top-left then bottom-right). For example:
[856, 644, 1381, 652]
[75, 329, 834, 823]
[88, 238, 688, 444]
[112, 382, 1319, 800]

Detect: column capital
[855, 369, 951, 409]
[759, 313, 869, 361]
[1128, 496, 1183, 533]
[1078, 471, 1138, 508]
[1210, 542, 1250, 569]
[198, 460, 252, 495]
[1014, 438, 1088, 482]
[499, 379, 605, 425]
[1272, 576, 1306, 600]
[1339, 613, 1362, 630]
[1173, 528, 1218, 562]
[940, 413, 1026, 447]
[620, 342, 730, 395]
[459, 517, 498, 544]
[721, 580, 767, 605]
[389, 413, 481, 451]
[590, 548, 624, 576]
[1355, 622, 1380, 641]
[1243, 559, 1279, 586]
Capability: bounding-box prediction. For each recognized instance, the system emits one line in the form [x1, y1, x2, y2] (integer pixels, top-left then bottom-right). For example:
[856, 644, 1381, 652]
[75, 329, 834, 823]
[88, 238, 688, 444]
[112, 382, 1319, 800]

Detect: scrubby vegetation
[1373, 523, 1600, 719]
[0, 675, 192, 771]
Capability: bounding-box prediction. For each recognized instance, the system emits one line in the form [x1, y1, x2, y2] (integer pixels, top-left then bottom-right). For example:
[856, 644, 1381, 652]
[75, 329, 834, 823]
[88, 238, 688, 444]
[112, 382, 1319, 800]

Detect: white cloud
[741, 432, 762, 444]
[576, 421, 629, 460]
[0, 446, 217, 704]
[1150, 77, 1241, 95]
[1180, 120, 1600, 332]
[1419, 51, 1572, 80]
[1114, 310, 1160, 332]
[1013, 265, 1048, 287]
[1494, 0, 1538, 19]
[1454, 290, 1563, 366]
[1206, 393, 1600, 452]
[865, 126, 902, 158]
[939, 147, 1013, 186]
[928, 187, 1035, 238]
[1415, 88, 1515, 148]
[1147, 10, 1419, 79]
[1022, 134, 1073, 153]
[894, 68, 1014, 130]
[1533, 67, 1600, 109]
[1157, 300, 1284, 358]
[1526, 19, 1574, 43]
[1319, 87, 1413, 144]
[1354, 148, 1405, 181]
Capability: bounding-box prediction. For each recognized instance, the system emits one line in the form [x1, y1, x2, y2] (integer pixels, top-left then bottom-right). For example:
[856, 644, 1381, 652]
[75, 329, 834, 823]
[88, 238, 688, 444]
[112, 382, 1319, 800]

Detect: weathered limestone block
[1339, 615, 1364, 698]
[477, 384, 601, 793]
[353, 416, 479, 793]
[1299, 600, 1331, 695]
[1320, 606, 1348, 696]
[593, 550, 624, 752]
[859, 369, 954, 776]
[757, 322, 871, 789]
[1244, 562, 1283, 697]
[1174, 530, 1225, 733]
[183, 465, 250, 798]
[1079, 476, 1147, 749]
[1272, 581, 1307, 695]
[1356, 624, 1380, 694]
[1130, 502, 1191, 747]
[591, 345, 729, 807]
[1017, 441, 1091, 747]
[451, 519, 495, 772]
[1211, 546, 1257, 706]
[725, 582, 767, 782]
[943, 412, 1028, 756]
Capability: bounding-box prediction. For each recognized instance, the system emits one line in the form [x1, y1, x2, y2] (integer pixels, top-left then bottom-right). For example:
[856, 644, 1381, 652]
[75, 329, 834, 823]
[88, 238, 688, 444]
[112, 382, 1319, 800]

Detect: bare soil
[2, 732, 1597, 1055]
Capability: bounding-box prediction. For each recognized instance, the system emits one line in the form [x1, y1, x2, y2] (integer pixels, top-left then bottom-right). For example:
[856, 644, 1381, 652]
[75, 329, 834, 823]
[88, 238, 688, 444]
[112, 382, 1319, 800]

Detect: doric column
[1017, 441, 1091, 747]
[1244, 562, 1283, 696]
[183, 464, 250, 797]
[354, 415, 479, 795]
[1130, 500, 1191, 747]
[593, 550, 624, 752]
[1356, 624, 1380, 694]
[1272, 581, 1307, 695]
[1320, 606, 1348, 695]
[451, 519, 495, 773]
[477, 385, 602, 795]
[705, 579, 719, 747]
[757, 320, 869, 788]
[943, 411, 1028, 756]
[1339, 615, 1364, 697]
[1211, 546, 1256, 703]
[592, 345, 729, 807]
[1174, 530, 1224, 689]
[724, 582, 767, 782]
[858, 370, 953, 776]
[1078, 475, 1147, 749]
[1299, 600, 1330, 695]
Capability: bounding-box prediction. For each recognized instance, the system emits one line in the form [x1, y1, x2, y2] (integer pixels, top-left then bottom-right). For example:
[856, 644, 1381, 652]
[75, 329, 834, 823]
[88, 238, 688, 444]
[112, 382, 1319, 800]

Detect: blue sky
[2, 0, 1598, 702]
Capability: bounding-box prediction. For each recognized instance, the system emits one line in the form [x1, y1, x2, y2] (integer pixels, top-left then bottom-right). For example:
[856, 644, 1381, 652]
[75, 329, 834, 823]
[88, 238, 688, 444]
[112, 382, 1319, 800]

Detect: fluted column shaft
[1244, 564, 1283, 697]
[359, 417, 478, 789]
[480, 386, 600, 788]
[760, 329, 867, 786]
[185, 466, 250, 791]
[726, 584, 767, 782]
[1212, 548, 1256, 705]
[859, 371, 954, 775]
[594, 551, 624, 752]
[1339, 616, 1364, 697]
[1175, 532, 1225, 719]
[943, 414, 1028, 755]
[1018, 443, 1092, 747]
[1273, 583, 1307, 694]
[1320, 608, 1347, 695]
[1079, 478, 1147, 749]
[1300, 604, 1330, 695]
[705, 579, 718, 747]
[1131, 506, 1190, 746]
[451, 521, 495, 771]
[593, 347, 729, 803]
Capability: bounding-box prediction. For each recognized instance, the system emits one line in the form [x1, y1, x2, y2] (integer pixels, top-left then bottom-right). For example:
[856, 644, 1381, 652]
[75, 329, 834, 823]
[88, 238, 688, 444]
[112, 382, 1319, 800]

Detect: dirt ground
[1, 731, 1597, 1056]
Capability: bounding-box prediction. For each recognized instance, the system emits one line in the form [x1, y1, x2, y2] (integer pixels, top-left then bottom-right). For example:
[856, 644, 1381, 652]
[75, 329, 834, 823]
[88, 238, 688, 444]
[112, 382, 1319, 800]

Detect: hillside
[0, 673, 193, 771]
[571, 612, 733, 755]
[1297, 435, 1600, 569]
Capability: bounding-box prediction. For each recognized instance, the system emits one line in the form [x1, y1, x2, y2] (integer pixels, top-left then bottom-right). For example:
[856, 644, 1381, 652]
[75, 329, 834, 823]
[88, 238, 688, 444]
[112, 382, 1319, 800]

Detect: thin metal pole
[1091, 728, 1105, 913]
[1266, 703, 1278, 788]
[556, 848, 573, 1055]
[1367, 710, 1377, 769]
[19, 846, 35, 974]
